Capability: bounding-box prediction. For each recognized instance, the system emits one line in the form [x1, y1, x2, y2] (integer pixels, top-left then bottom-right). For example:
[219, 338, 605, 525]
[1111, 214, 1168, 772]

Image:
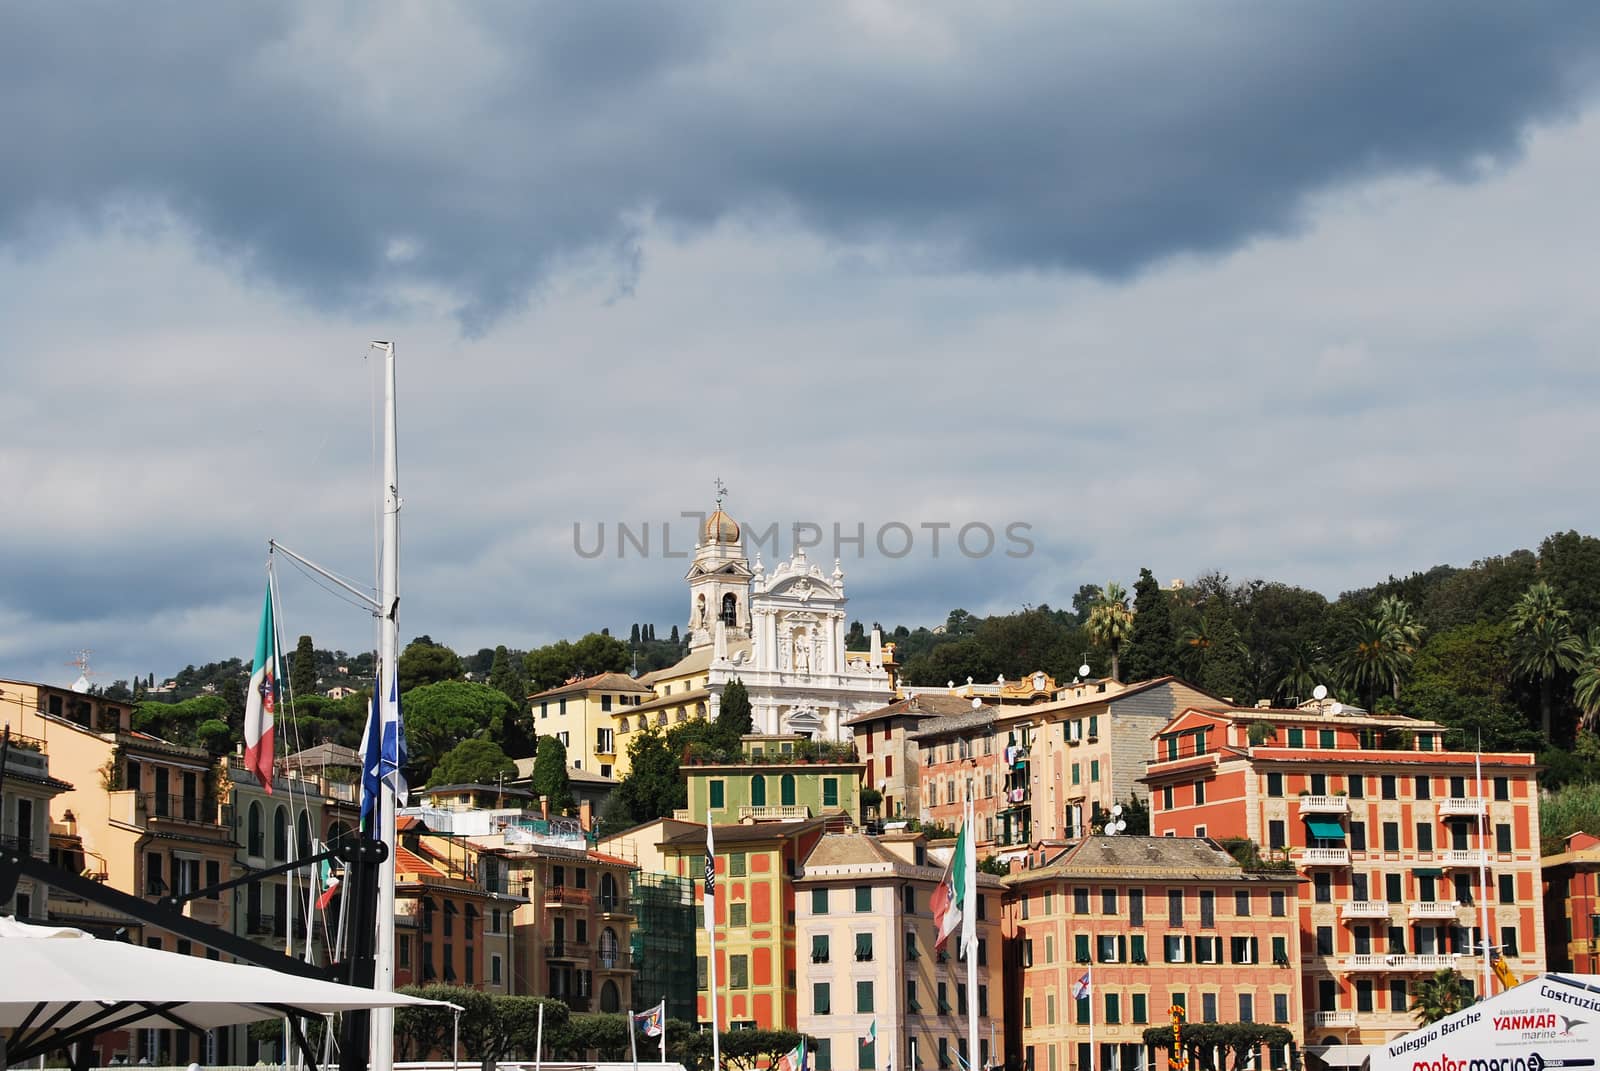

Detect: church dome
[705, 508, 741, 545]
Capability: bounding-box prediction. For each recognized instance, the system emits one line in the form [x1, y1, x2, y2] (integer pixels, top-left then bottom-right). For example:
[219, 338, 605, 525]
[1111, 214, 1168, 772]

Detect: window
[1349, 775, 1365, 798]
[814, 982, 831, 1014]
[1383, 822, 1400, 852]
[1386, 872, 1404, 903]
[1316, 926, 1333, 955]
[1350, 821, 1367, 851]
[905, 932, 919, 960]
[1273, 993, 1290, 1023]
[730, 853, 746, 877]
[856, 886, 872, 912]
[1131, 934, 1147, 963]
[1266, 772, 1283, 797]
[903, 885, 917, 914]
[1097, 934, 1122, 963]
[1074, 933, 1091, 963]
[709, 781, 725, 809]
[1499, 874, 1515, 904]
[1496, 824, 1513, 853]
[1390, 979, 1408, 1012]
[1417, 823, 1433, 852]
[1287, 728, 1303, 748]
[1091, 760, 1101, 782]
[1072, 763, 1081, 785]
[781, 774, 797, 806]
[1074, 887, 1090, 914]
[1357, 979, 1374, 1012]
[730, 955, 748, 988]
[1314, 872, 1332, 903]
[730, 903, 746, 928]
[1168, 889, 1184, 925]
[1382, 775, 1397, 800]
[1270, 890, 1285, 917]
[1501, 926, 1520, 958]
[856, 933, 873, 961]
[751, 775, 766, 806]
[1162, 785, 1174, 810]
[1102, 888, 1117, 914]
[1164, 935, 1189, 963]
[813, 888, 829, 915]
[856, 980, 874, 1014]
[812, 934, 830, 963]
[823, 778, 839, 808]
[1231, 935, 1258, 964]
[491, 954, 502, 986]
[1044, 890, 1054, 914]
[1235, 890, 1251, 916]
[1494, 776, 1510, 802]
[1200, 890, 1215, 927]
[1193, 779, 1205, 805]
[1202, 993, 1218, 1024]
[1129, 888, 1144, 926]
[1415, 776, 1431, 800]
[1272, 936, 1288, 966]
[697, 956, 707, 988]
[1195, 936, 1222, 963]
[814, 1041, 833, 1071]
[1268, 820, 1286, 850]
[979, 985, 989, 1017]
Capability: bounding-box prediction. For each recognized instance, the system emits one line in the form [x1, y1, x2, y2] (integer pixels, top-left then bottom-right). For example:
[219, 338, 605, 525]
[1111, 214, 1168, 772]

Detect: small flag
[315, 856, 340, 910]
[634, 1000, 666, 1038]
[242, 585, 278, 792]
[359, 668, 410, 827]
[931, 818, 970, 951]
[861, 1020, 876, 1047]
[779, 1040, 808, 1071]
[1073, 972, 1091, 1001]
[704, 822, 717, 931]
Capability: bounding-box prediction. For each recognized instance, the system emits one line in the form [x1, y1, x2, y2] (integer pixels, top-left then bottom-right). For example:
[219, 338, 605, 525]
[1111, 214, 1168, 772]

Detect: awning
[1307, 1044, 1375, 1069]
[1413, 867, 1445, 877]
[1306, 819, 1346, 840]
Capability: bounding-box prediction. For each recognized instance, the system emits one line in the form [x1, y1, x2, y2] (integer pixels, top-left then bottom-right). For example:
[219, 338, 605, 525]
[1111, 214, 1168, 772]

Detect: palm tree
[1338, 613, 1406, 711]
[1274, 640, 1326, 705]
[1409, 968, 1476, 1025]
[1574, 626, 1600, 732]
[1087, 581, 1134, 682]
[1510, 582, 1583, 740]
[1376, 595, 1425, 699]
[1177, 617, 1214, 679]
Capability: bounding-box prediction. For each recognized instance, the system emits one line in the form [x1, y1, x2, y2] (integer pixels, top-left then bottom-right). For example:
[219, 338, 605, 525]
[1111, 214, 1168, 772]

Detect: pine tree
[713, 678, 754, 752]
[668, 625, 678, 644]
[488, 645, 526, 705]
[1122, 569, 1178, 681]
[648, 623, 656, 642]
[292, 635, 318, 699]
[631, 623, 641, 646]
[530, 735, 575, 813]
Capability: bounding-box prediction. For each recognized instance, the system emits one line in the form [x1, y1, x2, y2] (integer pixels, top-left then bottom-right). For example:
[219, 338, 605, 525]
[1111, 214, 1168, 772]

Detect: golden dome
[705, 508, 741, 544]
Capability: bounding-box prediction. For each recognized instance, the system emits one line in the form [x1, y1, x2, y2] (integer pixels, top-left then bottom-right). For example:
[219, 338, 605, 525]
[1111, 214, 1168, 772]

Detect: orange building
[393, 825, 506, 992]
[1542, 830, 1600, 974]
[1005, 836, 1305, 1071]
[1143, 698, 1544, 1049]
[661, 817, 834, 1031]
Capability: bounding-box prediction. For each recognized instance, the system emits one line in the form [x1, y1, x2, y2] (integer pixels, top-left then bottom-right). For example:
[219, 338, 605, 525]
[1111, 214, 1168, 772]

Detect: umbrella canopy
[0, 917, 449, 1062]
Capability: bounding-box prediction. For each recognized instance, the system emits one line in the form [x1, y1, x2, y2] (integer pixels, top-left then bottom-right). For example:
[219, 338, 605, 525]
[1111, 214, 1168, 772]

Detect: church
[616, 495, 895, 763]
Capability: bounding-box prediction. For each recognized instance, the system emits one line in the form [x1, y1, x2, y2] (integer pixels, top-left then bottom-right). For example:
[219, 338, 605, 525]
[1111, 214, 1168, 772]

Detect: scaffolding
[631, 871, 697, 1023]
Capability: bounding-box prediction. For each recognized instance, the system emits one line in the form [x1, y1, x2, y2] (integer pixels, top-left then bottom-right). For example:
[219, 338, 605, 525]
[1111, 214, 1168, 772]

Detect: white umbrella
[0, 916, 451, 1064]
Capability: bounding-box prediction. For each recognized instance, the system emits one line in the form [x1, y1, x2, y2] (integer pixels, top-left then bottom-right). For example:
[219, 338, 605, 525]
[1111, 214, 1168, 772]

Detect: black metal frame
[0, 834, 386, 1071]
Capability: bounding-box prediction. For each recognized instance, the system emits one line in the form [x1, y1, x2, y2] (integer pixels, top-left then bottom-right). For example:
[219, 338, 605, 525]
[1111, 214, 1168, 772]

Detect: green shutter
[1075, 933, 1090, 963]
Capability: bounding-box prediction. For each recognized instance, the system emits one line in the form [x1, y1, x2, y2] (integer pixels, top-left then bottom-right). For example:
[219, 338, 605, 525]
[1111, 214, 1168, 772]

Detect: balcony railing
[545, 941, 588, 960]
[1314, 1011, 1356, 1027]
[738, 805, 811, 821]
[1409, 900, 1460, 919]
[598, 895, 632, 915]
[597, 954, 631, 972]
[1340, 900, 1391, 919]
[1344, 953, 1457, 972]
[0, 833, 38, 858]
[544, 886, 591, 907]
[1297, 796, 1351, 815]
[1439, 850, 1481, 867]
[1299, 847, 1351, 866]
[136, 793, 226, 828]
[1438, 798, 1486, 817]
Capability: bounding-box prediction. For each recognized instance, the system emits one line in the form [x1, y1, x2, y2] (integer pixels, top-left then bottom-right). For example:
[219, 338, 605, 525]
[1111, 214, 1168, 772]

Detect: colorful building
[0, 726, 73, 922]
[846, 694, 993, 822]
[795, 831, 1006, 1071]
[680, 736, 865, 824]
[662, 816, 834, 1031]
[529, 671, 654, 779]
[1143, 697, 1544, 1050]
[392, 825, 507, 992]
[1004, 836, 1306, 1071]
[1542, 830, 1600, 975]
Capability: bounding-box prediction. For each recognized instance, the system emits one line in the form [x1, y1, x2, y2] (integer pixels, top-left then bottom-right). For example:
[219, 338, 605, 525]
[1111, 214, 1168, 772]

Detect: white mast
[1476, 745, 1493, 997]
[371, 340, 401, 1070]
[964, 794, 979, 1071]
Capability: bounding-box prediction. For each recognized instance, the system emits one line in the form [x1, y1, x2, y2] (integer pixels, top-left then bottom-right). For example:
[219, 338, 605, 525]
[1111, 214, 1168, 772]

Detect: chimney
[540, 795, 550, 821]
[580, 798, 593, 833]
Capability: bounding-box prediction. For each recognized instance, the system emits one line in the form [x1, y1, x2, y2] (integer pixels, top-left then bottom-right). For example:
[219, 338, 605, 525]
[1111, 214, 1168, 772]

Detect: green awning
[1413, 867, 1445, 877]
[1305, 819, 1346, 840]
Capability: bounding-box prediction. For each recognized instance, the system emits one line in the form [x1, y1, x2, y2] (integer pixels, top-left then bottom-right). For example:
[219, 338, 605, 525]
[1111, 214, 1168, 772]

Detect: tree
[531, 734, 575, 813]
[602, 727, 685, 832]
[1274, 640, 1327, 706]
[1409, 968, 1475, 1025]
[845, 620, 867, 650]
[292, 635, 317, 699]
[631, 623, 641, 646]
[715, 678, 753, 750]
[430, 737, 518, 787]
[195, 718, 233, 755]
[488, 645, 527, 705]
[400, 680, 519, 785]
[1574, 626, 1600, 732]
[524, 632, 631, 693]
[1086, 581, 1134, 682]
[1122, 569, 1178, 682]
[945, 608, 978, 636]
[1376, 595, 1426, 699]
[1338, 610, 1411, 711]
[668, 625, 678, 644]
[399, 638, 463, 693]
[1511, 581, 1584, 740]
[1071, 583, 1103, 625]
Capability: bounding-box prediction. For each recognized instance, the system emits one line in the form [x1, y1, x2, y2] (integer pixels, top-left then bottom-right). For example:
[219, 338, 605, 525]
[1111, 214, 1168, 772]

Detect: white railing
[1300, 847, 1351, 865]
[1298, 795, 1351, 814]
[1340, 900, 1391, 919]
[1314, 1011, 1356, 1027]
[1409, 900, 1460, 919]
[1439, 850, 1480, 867]
[738, 805, 811, 820]
[1438, 797, 1486, 817]
[1345, 953, 1457, 972]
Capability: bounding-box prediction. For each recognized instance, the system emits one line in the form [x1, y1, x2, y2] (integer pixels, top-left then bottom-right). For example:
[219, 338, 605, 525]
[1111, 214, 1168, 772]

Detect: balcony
[1299, 847, 1351, 866]
[136, 793, 223, 827]
[1340, 901, 1391, 920]
[597, 953, 632, 972]
[545, 941, 588, 960]
[1314, 1011, 1356, 1028]
[544, 886, 591, 908]
[1298, 796, 1351, 815]
[1438, 798, 1486, 818]
[1344, 953, 1457, 972]
[1439, 850, 1481, 868]
[598, 895, 633, 918]
[1409, 900, 1460, 920]
[738, 805, 811, 821]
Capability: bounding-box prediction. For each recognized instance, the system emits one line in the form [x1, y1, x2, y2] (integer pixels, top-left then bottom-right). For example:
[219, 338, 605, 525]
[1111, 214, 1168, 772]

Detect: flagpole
[1475, 742, 1493, 996]
[534, 1001, 544, 1071]
[659, 1001, 667, 1064]
[706, 822, 722, 1071]
[371, 340, 401, 1071]
[1087, 962, 1095, 1071]
[629, 1008, 639, 1071]
[964, 796, 978, 1071]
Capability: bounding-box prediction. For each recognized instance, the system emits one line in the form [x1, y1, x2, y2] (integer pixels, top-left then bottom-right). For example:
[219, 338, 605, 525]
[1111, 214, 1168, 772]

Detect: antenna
[66, 650, 96, 693]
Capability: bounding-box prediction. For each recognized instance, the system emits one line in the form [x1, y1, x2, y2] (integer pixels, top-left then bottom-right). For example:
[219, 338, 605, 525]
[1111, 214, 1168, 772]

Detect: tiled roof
[529, 671, 654, 701]
[1005, 835, 1300, 884]
[284, 742, 362, 768]
[908, 703, 998, 741]
[628, 687, 710, 715]
[662, 817, 829, 848]
[847, 693, 992, 726]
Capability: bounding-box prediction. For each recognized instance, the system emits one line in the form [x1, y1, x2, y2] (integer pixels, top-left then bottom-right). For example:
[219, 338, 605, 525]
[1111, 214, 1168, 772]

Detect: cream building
[529, 671, 653, 779]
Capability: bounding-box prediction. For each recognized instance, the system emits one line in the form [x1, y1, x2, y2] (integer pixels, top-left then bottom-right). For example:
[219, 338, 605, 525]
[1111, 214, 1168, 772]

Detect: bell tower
[685, 480, 753, 651]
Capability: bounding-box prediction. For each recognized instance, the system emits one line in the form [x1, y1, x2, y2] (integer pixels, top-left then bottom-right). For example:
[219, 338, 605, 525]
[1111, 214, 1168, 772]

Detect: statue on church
[793, 631, 810, 673]
[695, 594, 706, 630]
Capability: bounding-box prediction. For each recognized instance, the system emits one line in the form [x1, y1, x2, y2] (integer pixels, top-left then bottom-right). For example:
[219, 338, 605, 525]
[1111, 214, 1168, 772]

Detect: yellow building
[528, 671, 653, 779]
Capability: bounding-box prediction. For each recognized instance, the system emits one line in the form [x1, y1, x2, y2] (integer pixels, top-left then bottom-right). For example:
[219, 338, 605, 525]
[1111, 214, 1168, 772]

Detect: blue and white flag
[359, 669, 409, 828]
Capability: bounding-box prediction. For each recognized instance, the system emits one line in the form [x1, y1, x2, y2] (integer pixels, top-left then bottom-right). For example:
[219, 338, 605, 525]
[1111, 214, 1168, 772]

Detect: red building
[1143, 698, 1544, 1049]
[1542, 830, 1600, 974]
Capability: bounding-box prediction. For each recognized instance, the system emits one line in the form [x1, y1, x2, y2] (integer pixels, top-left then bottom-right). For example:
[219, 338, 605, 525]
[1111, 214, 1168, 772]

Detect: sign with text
[1373, 975, 1600, 1071]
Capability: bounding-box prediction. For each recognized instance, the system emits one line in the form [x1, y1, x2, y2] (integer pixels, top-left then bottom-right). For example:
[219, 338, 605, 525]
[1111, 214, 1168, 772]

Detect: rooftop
[528, 671, 654, 702]
[847, 693, 998, 726]
[1005, 835, 1302, 884]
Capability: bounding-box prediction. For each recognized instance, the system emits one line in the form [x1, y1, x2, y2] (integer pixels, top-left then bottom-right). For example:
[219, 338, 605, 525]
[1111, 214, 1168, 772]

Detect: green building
[682, 735, 865, 824]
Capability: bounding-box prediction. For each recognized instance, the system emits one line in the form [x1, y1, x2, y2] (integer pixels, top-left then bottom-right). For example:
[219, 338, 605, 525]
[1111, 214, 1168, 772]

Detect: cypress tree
[631, 623, 641, 646]
[530, 735, 575, 813]
[292, 635, 317, 699]
[1122, 568, 1178, 681]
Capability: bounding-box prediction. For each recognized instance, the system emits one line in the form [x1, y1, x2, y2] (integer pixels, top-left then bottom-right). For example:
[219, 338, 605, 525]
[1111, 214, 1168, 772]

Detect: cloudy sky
[5, 3, 1600, 688]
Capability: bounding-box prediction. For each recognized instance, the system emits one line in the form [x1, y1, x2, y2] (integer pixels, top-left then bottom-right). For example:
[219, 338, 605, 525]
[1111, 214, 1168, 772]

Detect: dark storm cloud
[2, 3, 1597, 330]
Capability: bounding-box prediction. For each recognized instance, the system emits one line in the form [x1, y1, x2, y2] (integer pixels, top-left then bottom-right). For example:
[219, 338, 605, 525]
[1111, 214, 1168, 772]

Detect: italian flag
[242, 584, 277, 792]
[315, 856, 340, 910]
[931, 813, 973, 952]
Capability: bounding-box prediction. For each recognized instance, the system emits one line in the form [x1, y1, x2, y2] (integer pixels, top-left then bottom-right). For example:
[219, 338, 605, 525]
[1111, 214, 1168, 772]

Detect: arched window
[781, 774, 797, 807]
[599, 978, 621, 1013]
[599, 926, 620, 969]
[751, 775, 767, 807]
[273, 807, 289, 861]
[720, 593, 738, 626]
[247, 801, 264, 857]
[326, 821, 352, 848]
[297, 810, 313, 860]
